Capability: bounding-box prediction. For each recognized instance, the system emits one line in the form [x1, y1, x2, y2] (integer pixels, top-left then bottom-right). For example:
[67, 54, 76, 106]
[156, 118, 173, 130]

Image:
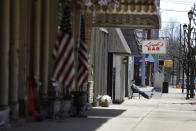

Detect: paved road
[5, 88, 196, 131]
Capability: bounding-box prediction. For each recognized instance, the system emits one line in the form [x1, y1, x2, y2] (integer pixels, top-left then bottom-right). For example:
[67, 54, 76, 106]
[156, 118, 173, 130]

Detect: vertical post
[40, 0, 50, 97]
[141, 55, 145, 86]
[172, 58, 175, 85]
[186, 18, 192, 99]
[18, 0, 29, 117]
[153, 54, 159, 85]
[125, 57, 129, 97]
[0, 0, 10, 109]
[32, 0, 41, 79]
[72, 1, 81, 91]
[149, 62, 152, 85]
[48, 0, 58, 75]
[93, 28, 98, 102]
[179, 24, 181, 90]
[187, 57, 190, 99]
[182, 64, 184, 93]
[9, 0, 20, 119]
[182, 27, 185, 93]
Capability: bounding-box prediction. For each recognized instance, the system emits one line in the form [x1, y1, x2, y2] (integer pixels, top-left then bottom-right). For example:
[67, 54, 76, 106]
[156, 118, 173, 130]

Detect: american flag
[52, 2, 75, 89]
[77, 16, 89, 88]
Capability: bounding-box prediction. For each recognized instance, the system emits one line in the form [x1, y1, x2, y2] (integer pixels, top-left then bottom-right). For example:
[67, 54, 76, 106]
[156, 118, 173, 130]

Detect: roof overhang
[108, 28, 132, 55]
[83, 0, 161, 29]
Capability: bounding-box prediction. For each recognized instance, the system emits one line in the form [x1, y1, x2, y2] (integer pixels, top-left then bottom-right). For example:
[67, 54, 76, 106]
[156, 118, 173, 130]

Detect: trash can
[162, 82, 169, 93]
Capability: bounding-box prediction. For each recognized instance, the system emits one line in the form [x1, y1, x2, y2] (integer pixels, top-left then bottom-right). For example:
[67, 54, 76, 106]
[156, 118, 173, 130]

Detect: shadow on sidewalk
[87, 108, 126, 118]
[7, 108, 126, 131]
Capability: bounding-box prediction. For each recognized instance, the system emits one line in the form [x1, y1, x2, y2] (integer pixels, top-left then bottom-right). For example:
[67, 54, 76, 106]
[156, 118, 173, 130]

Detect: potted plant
[100, 95, 111, 107]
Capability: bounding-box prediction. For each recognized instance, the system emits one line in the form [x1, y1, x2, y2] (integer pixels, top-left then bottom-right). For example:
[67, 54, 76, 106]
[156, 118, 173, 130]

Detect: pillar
[40, 0, 50, 97]
[72, 2, 81, 90]
[32, 0, 41, 79]
[18, 0, 29, 117]
[48, 0, 58, 75]
[0, 0, 10, 109]
[9, 0, 20, 119]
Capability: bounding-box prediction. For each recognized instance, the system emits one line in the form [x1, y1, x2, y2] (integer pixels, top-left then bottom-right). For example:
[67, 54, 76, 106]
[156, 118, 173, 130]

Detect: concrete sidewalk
[5, 88, 196, 131]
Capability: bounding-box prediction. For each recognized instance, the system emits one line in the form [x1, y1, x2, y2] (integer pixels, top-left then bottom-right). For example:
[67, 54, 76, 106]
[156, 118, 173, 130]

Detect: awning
[108, 28, 132, 55]
[84, 0, 161, 29]
[121, 29, 142, 55]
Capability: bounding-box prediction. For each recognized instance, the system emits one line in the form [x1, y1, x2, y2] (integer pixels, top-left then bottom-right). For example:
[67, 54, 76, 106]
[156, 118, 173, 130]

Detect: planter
[93, 100, 99, 107]
[100, 102, 109, 107]
[0, 108, 10, 126]
[99, 95, 111, 107]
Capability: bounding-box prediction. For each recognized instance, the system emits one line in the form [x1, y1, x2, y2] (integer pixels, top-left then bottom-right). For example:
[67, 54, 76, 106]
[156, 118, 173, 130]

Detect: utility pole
[179, 24, 182, 92]
[182, 24, 186, 94]
[172, 58, 175, 85]
[186, 14, 192, 99]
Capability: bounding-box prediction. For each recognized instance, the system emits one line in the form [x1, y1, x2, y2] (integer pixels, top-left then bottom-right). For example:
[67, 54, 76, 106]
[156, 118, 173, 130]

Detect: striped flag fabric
[52, 2, 75, 89]
[77, 16, 89, 88]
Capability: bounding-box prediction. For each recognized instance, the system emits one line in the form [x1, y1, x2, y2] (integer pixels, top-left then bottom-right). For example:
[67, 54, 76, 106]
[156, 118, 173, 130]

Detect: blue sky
[160, 0, 196, 28]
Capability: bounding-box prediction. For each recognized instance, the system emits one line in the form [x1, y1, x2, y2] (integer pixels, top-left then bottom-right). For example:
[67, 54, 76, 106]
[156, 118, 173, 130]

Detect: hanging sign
[142, 40, 166, 54]
[164, 60, 173, 67]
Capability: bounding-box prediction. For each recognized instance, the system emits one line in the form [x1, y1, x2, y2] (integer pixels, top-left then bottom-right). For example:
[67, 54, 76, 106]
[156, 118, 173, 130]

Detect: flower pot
[93, 100, 99, 107]
[100, 102, 109, 107]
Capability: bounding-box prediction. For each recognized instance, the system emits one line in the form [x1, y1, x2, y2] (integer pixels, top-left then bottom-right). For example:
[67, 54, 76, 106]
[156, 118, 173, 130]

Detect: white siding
[114, 55, 126, 103]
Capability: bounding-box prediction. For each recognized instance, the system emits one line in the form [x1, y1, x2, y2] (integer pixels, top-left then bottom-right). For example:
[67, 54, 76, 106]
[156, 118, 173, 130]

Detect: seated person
[131, 80, 151, 99]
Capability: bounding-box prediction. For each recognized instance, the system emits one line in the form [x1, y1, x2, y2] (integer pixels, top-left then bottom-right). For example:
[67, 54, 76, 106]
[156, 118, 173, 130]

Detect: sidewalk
[5, 88, 196, 131]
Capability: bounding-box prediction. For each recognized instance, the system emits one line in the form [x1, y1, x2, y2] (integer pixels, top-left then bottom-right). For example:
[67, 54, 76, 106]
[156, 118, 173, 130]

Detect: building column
[40, 0, 50, 97]
[48, 0, 58, 75]
[9, 0, 20, 119]
[0, 0, 10, 109]
[18, 0, 29, 117]
[32, 0, 41, 79]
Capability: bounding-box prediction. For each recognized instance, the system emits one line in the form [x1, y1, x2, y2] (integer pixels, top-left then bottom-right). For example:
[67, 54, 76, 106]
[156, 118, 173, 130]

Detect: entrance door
[107, 53, 115, 101]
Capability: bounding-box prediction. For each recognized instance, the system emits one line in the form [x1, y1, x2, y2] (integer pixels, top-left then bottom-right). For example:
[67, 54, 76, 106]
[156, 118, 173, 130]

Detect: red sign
[142, 40, 166, 54]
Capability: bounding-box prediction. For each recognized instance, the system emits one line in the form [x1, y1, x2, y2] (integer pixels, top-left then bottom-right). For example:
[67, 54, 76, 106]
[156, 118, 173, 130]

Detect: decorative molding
[82, 0, 161, 29]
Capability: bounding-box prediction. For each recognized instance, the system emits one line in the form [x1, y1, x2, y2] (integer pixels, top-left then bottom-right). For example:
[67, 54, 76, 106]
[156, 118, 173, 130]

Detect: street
[5, 87, 196, 131]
